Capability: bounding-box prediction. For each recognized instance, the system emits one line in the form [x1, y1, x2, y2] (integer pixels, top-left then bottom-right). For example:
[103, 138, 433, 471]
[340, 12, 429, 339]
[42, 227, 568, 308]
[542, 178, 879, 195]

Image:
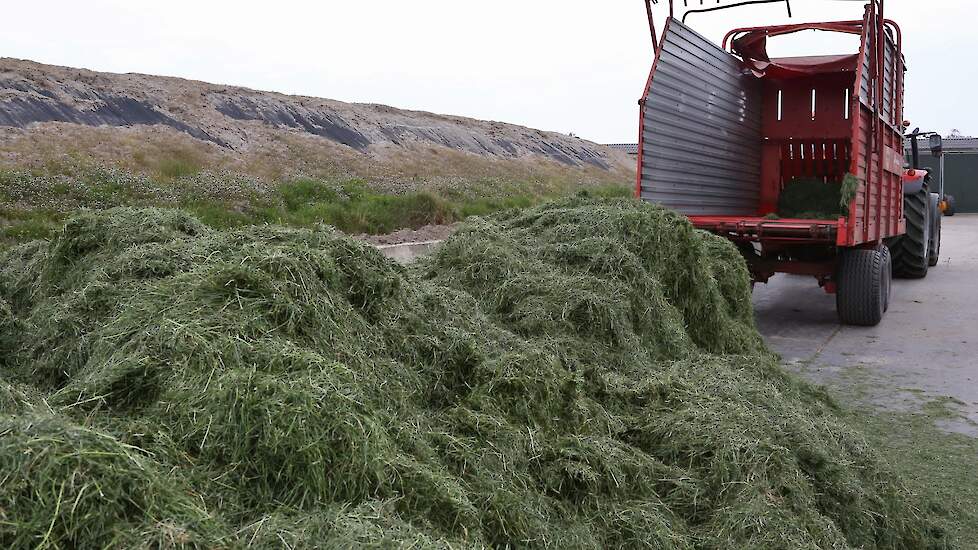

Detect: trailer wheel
[891, 189, 930, 279]
[929, 193, 942, 267]
[836, 247, 885, 326]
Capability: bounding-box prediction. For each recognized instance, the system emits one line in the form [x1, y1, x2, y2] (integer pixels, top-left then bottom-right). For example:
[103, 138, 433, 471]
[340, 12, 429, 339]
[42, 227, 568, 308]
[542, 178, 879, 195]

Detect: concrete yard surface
[376, 240, 444, 264]
[753, 214, 978, 434]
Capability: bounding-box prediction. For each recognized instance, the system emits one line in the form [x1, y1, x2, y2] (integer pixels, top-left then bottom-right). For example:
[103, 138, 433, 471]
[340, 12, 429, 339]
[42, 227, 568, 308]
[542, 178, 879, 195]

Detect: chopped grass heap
[0, 198, 951, 548]
[777, 174, 861, 220]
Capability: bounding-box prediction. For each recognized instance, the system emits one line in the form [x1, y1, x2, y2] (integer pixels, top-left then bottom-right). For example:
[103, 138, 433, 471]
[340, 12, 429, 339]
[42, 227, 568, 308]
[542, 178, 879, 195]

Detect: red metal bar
[875, 0, 885, 242]
[722, 21, 864, 51]
[885, 19, 904, 238]
[883, 19, 901, 50]
[846, 5, 870, 247]
[690, 216, 840, 244]
[747, 259, 838, 277]
[863, 1, 875, 243]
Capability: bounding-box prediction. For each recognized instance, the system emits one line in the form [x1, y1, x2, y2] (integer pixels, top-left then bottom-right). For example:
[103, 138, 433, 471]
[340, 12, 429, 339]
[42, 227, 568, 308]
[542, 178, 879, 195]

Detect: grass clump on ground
[0, 198, 954, 548]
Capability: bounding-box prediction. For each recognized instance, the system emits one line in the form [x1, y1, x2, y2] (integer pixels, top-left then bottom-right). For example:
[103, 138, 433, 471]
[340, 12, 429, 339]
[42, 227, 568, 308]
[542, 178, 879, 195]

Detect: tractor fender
[902, 171, 928, 195]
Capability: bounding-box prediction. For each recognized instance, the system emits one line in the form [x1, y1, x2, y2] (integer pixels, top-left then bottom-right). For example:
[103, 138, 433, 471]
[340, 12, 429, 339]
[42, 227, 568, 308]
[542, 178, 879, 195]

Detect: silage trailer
[636, 0, 941, 326]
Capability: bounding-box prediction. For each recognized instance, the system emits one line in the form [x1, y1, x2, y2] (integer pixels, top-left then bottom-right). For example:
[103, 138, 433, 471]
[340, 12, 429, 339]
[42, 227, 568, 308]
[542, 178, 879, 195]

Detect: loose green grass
[214, 178, 629, 235]
[133, 148, 204, 180]
[265, 183, 457, 234]
[0, 414, 223, 549]
[156, 157, 201, 180]
[0, 208, 64, 243]
[0, 200, 955, 548]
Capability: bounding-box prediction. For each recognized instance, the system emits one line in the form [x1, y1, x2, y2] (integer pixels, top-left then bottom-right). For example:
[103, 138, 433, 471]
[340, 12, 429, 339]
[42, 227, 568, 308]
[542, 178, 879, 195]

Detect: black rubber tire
[880, 244, 892, 312]
[837, 247, 885, 326]
[929, 193, 941, 267]
[945, 195, 956, 217]
[891, 189, 930, 279]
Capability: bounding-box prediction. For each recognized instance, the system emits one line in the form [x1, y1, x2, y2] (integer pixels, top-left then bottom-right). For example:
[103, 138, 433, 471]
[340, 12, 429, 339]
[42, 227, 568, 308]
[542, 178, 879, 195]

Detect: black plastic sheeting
[216, 98, 370, 151]
[0, 80, 227, 147]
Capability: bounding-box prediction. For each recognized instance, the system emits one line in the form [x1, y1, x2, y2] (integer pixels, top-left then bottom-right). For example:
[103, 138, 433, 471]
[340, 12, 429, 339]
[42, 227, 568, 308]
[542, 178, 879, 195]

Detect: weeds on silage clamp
[0, 199, 951, 548]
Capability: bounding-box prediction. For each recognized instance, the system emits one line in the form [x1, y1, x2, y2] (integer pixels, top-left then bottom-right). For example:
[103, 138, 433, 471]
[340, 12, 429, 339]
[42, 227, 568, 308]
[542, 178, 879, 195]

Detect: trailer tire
[891, 189, 930, 279]
[945, 194, 956, 217]
[929, 193, 941, 267]
[837, 247, 885, 326]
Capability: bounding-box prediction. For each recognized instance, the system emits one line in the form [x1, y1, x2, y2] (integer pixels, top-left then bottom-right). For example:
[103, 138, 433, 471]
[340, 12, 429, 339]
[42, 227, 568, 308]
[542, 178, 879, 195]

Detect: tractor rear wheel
[836, 247, 886, 326]
[880, 244, 892, 312]
[929, 193, 942, 267]
[891, 189, 931, 279]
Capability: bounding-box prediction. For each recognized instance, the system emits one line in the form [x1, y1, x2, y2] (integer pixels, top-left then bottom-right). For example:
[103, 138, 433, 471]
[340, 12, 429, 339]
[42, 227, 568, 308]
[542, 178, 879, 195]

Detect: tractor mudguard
[902, 171, 928, 195]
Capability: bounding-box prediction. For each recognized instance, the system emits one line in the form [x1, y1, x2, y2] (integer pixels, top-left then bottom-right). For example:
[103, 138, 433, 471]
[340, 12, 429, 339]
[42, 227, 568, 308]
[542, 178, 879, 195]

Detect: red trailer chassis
[636, 0, 917, 323]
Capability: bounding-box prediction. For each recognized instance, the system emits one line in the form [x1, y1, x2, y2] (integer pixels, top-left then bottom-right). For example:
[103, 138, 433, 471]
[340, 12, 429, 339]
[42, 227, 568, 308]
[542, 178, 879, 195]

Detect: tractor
[892, 129, 944, 278]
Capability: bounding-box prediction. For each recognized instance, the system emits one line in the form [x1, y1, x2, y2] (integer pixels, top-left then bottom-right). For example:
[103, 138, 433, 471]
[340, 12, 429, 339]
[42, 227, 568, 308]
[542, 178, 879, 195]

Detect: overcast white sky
[1, 1, 974, 143]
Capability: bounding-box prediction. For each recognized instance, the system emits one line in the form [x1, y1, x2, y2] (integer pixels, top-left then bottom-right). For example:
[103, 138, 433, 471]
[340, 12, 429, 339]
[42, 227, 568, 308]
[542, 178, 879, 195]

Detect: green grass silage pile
[0, 199, 950, 548]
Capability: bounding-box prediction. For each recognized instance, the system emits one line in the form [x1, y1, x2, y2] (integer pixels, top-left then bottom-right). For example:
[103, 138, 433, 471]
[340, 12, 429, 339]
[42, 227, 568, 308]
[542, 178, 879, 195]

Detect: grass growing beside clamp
[0, 165, 631, 244]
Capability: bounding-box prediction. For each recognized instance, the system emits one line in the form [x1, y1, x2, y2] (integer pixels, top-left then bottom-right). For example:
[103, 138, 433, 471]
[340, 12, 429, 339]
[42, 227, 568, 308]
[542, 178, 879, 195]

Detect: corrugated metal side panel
[883, 34, 895, 123]
[859, 26, 872, 104]
[639, 20, 762, 216]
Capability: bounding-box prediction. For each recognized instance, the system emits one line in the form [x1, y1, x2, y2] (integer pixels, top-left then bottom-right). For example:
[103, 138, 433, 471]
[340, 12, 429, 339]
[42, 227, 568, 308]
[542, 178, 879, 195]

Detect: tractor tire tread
[880, 244, 892, 313]
[891, 190, 929, 279]
[928, 193, 941, 267]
